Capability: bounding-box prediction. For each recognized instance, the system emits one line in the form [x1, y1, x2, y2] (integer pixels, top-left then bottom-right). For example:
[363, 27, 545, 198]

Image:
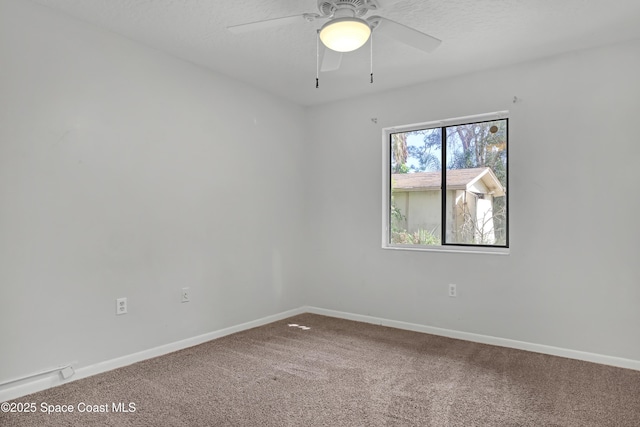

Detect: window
[382, 112, 508, 253]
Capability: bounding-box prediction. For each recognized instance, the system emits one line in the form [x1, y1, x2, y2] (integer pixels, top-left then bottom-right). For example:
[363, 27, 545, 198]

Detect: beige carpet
[2, 313, 639, 426]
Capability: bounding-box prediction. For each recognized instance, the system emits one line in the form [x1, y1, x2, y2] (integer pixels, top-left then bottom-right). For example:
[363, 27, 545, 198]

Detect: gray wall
[304, 39, 640, 361]
[0, 0, 307, 382]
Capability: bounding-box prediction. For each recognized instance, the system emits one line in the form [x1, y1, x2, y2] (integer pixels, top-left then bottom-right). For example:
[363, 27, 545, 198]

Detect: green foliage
[447, 120, 507, 187]
[407, 129, 442, 172]
[390, 199, 406, 234]
[391, 227, 441, 246]
[391, 133, 409, 173]
[395, 163, 410, 174]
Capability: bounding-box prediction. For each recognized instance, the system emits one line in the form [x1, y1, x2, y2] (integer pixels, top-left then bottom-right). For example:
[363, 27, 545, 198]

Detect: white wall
[0, 0, 307, 384]
[304, 39, 640, 361]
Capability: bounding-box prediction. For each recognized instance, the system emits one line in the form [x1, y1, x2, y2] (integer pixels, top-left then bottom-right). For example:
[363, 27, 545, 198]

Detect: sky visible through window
[405, 128, 441, 173]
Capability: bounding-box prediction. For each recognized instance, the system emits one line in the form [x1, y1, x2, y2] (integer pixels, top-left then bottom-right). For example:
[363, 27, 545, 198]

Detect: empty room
[1, 0, 639, 425]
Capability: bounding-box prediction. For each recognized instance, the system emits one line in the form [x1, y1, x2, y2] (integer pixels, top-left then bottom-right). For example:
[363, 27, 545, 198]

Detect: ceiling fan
[227, 0, 441, 74]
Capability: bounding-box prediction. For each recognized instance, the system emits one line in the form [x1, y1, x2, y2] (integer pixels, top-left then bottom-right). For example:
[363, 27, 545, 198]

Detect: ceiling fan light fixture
[319, 17, 371, 52]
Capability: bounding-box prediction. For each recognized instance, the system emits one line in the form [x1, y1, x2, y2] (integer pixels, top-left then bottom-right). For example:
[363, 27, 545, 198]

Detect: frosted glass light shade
[319, 17, 371, 53]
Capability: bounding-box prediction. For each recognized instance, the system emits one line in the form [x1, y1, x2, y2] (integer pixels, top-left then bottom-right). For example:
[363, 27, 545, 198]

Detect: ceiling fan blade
[320, 47, 343, 72]
[369, 16, 441, 53]
[227, 15, 305, 34]
[375, 0, 405, 10]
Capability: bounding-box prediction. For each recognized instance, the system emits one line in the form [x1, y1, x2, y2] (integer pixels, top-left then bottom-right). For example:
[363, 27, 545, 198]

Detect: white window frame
[381, 111, 510, 255]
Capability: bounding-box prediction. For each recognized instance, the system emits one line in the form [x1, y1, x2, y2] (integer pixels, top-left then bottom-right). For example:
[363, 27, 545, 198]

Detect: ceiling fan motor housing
[317, 0, 380, 18]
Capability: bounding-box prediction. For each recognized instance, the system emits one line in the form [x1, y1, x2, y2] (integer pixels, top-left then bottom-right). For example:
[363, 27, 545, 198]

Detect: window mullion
[441, 126, 447, 245]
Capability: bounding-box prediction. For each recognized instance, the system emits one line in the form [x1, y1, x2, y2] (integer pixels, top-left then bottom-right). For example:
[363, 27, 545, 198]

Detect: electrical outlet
[116, 297, 127, 315]
[448, 284, 457, 298]
[181, 287, 190, 303]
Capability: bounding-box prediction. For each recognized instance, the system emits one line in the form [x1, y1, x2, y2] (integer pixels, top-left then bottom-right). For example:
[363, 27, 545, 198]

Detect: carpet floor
[2, 313, 639, 426]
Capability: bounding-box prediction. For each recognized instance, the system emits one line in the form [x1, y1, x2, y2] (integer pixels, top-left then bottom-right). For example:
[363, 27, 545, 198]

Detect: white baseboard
[304, 306, 640, 372]
[3, 305, 638, 402]
[0, 307, 306, 402]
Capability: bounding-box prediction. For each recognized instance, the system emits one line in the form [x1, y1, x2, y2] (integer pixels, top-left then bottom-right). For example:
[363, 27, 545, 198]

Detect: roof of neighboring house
[392, 167, 506, 196]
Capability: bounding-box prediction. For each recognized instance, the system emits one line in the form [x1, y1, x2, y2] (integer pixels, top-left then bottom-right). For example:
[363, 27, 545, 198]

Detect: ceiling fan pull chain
[316, 30, 320, 88]
[370, 31, 374, 84]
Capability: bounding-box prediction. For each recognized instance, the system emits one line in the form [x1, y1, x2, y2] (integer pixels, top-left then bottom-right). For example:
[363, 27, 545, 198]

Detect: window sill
[382, 244, 510, 255]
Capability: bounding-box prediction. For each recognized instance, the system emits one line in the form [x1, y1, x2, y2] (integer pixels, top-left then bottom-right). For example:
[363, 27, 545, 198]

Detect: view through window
[388, 118, 508, 248]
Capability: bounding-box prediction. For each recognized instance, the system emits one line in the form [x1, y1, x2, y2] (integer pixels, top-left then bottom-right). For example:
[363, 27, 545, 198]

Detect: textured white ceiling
[29, 0, 640, 106]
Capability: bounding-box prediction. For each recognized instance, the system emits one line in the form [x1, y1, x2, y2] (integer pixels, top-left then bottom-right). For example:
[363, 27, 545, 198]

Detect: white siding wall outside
[392, 190, 443, 236]
[407, 191, 442, 235]
[394, 187, 495, 244]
